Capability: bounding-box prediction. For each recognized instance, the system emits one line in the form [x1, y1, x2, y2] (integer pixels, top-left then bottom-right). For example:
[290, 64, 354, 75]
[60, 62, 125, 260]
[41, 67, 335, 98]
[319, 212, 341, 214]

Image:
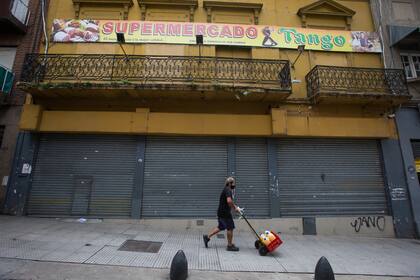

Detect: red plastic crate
[266, 231, 283, 252]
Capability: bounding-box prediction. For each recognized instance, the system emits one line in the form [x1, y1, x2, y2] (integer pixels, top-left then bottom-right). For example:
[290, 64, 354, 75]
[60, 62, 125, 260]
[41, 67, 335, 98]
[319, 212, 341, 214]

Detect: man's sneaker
[226, 244, 240, 251]
[203, 235, 210, 248]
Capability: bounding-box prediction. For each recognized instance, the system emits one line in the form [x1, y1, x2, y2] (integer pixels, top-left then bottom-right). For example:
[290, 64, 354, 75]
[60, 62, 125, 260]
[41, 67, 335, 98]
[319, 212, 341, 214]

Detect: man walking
[203, 177, 241, 251]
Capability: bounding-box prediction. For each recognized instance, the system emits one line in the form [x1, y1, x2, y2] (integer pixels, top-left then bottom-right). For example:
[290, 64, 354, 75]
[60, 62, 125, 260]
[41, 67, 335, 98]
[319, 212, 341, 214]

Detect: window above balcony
[11, 0, 29, 25]
[0, 0, 29, 33]
[72, 0, 134, 20]
[401, 53, 420, 81]
[137, 0, 198, 22]
[203, 1, 262, 24]
[297, 0, 355, 30]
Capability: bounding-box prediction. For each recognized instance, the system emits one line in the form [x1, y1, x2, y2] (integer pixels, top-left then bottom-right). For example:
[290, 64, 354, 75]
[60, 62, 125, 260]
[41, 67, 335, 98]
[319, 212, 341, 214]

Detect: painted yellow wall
[43, 0, 383, 101]
[28, 0, 392, 138]
[20, 105, 395, 138]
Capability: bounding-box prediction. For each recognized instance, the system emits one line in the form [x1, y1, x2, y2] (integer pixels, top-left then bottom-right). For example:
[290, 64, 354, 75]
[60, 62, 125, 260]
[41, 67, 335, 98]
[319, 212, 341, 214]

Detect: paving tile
[107, 252, 138, 266]
[129, 252, 158, 268]
[84, 246, 119, 265]
[88, 234, 118, 246]
[198, 247, 221, 271]
[152, 243, 179, 269]
[41, 250, 76, 262]
[0, 247, 20, 258]
[14, 249, 51, 260]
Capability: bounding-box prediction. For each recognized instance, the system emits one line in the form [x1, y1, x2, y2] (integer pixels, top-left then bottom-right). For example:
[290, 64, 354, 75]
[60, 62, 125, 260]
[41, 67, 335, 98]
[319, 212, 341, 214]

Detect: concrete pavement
[1, 258, 420, 280]
[0, 216, 419, 278]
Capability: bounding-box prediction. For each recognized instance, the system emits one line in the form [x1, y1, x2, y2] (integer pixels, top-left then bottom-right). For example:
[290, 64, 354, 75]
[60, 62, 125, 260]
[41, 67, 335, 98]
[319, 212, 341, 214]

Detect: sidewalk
[1, 258, 419, 280]
[0, 216, 419, 278]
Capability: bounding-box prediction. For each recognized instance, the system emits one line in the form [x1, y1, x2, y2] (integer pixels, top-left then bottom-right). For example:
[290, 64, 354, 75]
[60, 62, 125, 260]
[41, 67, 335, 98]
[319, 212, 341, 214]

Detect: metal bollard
[170, 250, 188, 280]
[314, 256, 335, 280]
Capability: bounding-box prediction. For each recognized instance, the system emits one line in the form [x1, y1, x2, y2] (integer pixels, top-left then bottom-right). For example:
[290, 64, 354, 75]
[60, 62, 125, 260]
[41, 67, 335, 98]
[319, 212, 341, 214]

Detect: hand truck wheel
[254, 240, 262, 249]
[258, 245, 269, 256]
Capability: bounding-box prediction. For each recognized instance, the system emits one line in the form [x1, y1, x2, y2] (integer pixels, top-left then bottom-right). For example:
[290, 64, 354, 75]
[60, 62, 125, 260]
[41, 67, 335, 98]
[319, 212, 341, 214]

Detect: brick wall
[0, 0, 46, 211]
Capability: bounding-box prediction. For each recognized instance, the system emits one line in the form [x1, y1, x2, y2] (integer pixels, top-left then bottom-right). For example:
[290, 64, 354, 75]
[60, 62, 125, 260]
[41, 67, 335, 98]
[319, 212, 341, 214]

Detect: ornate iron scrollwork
[305, 65, 410, 99]
[21, 54, 291, 91]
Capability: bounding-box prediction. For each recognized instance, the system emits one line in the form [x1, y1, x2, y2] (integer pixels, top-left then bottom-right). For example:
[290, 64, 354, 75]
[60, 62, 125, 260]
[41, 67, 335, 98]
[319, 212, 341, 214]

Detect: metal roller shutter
[235, 138, 270, 217]
[142, 136, 227, 218]
[27, 134, 137, 217]
[277, 139, 387, 217]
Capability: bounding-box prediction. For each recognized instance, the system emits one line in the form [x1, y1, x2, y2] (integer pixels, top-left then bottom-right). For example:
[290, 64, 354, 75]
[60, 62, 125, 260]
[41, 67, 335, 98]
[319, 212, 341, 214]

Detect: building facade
[371, 0, 420, 238]
[0, 0, 45, 212]
[4, 0, 413, 236]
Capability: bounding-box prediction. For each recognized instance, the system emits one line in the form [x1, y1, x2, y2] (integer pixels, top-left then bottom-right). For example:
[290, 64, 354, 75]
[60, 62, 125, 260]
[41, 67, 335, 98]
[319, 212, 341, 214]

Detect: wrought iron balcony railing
[306, 65, 410, 100]
[20, 54, 291, 91]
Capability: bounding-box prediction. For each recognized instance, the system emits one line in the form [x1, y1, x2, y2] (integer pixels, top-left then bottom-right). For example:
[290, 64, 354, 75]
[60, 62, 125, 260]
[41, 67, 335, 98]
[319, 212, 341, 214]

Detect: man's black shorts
[217, 217, 235, 230]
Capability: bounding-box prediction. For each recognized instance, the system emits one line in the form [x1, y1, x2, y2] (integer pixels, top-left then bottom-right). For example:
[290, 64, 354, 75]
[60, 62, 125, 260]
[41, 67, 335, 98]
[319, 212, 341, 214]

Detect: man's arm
[227, 197, 240, 212]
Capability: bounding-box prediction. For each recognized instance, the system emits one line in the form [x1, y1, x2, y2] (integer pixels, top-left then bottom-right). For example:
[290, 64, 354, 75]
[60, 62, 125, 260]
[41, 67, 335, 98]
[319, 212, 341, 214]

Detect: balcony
[306, 65, 411, 105]
[19, 54, 292, 101]
[0, 0, 29, 33]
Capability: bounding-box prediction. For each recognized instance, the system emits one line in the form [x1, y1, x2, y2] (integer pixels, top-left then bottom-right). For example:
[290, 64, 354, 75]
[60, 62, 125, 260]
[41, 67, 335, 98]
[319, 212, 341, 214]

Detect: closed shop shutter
[235, 138, 270, 217]
[142, 136, 227, 218]
[27, 134, 137, 217]
[277, 139, 387, 217]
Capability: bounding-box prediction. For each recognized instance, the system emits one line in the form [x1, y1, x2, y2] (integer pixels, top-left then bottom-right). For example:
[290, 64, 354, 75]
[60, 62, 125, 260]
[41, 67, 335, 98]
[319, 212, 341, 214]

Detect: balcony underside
[311, 90, 411, 105]
[19, 81, 291, 102]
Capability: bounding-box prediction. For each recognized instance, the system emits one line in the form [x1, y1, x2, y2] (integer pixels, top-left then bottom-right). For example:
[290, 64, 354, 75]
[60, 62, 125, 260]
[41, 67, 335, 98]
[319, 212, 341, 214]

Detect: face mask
[231, 185, 236, 189]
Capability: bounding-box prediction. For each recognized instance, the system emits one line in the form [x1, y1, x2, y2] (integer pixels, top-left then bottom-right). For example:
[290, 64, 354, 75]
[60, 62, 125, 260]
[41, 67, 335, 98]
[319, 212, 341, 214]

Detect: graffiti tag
[350, 216, 385, 233]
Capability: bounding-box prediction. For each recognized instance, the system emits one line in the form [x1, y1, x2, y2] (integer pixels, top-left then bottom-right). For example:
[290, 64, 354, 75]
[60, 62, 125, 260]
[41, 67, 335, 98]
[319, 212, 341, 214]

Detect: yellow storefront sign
[52, 19, 382, 53]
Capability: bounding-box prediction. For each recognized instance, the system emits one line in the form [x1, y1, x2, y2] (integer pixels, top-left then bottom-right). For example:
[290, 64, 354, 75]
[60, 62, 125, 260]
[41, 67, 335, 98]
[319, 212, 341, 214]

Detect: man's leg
[226, 218, 239, 251]
[203, 219, 225, 248]
[227, 229, 233, 246]
[208, 227, 220, 238]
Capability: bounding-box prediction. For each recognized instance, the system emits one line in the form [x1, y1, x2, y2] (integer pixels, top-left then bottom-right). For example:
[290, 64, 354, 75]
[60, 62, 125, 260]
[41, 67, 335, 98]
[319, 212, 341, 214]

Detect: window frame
[401, 53, 420, 80]
[10, 0, 30, 25]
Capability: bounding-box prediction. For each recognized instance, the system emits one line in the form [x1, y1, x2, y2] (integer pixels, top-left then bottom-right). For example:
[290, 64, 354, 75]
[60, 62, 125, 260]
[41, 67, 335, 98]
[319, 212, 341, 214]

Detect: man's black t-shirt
[217, 187, 233, 218]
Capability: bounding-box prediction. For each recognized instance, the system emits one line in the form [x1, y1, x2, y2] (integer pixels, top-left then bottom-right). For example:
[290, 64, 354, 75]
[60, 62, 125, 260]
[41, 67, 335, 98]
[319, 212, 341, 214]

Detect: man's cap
[225, 177, 236, 186]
